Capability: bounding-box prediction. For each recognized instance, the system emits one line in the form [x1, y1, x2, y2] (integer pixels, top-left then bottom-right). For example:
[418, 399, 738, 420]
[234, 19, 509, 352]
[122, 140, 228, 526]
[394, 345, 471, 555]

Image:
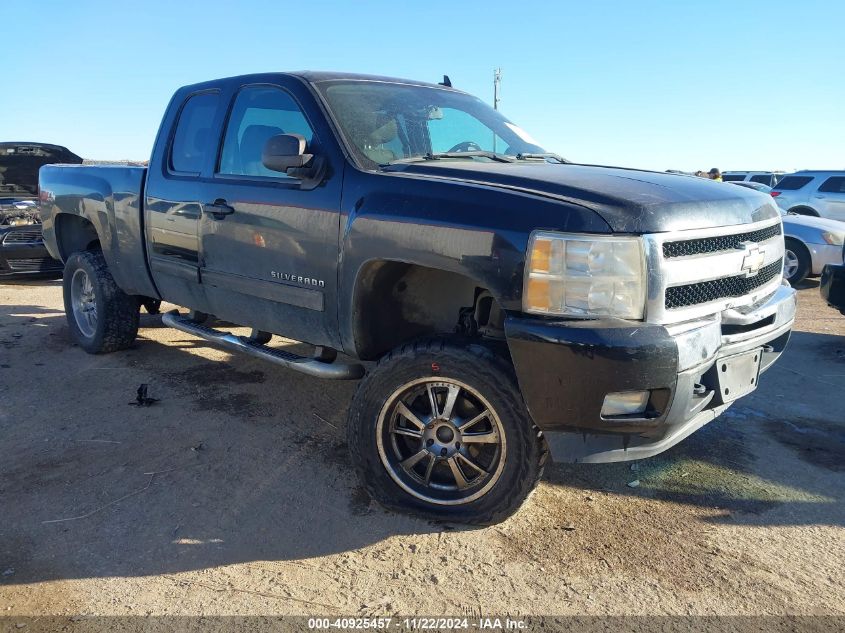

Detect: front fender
[337, 170, 610, 356]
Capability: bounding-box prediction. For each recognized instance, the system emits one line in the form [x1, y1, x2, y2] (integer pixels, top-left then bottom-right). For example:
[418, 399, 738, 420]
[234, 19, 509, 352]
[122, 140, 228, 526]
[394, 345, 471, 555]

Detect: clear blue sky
[4, 0, 842, 172]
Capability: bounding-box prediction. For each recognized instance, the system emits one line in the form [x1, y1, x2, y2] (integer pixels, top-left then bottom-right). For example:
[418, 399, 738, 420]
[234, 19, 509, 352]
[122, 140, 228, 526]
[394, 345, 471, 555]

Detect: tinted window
[774, 176, 813, 191]
[219, 86, 314, 178]
[749, 174, 774, 185]
[722, 174, 746, 182]
[170, 92, 219, 173]
[818, 176, 845, 193]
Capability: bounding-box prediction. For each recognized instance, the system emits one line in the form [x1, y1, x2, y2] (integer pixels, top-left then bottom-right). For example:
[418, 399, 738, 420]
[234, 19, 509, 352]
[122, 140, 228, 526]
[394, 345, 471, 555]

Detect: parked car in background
[722, 171, 784, 187]
[781, 212, 845, 285]
[770, 171, 845, 220]
[728, 181, 845, 284]
[1, 142, 82, 279]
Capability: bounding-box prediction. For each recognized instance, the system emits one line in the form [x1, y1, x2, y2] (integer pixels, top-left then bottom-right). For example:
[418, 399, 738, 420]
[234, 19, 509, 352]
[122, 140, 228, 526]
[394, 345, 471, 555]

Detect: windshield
[315, 80, 547, 168]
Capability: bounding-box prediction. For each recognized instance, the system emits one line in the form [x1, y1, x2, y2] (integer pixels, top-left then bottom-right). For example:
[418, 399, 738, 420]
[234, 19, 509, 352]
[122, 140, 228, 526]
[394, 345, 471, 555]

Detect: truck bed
[38, 164, 158, 298]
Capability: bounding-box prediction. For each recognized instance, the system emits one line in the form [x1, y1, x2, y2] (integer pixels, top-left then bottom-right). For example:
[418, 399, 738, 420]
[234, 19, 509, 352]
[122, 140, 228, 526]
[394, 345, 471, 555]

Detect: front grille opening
[5, 257, 62, 272]
[2, 229, 43, 245]
[665, 258, 783, 309]
[663, 224, 782, 258]
[721, 315, 775, 336]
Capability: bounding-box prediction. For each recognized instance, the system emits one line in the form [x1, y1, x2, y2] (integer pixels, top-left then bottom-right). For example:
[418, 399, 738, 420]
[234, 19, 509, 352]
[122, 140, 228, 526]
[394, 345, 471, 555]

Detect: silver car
[771, 171, 845, 221]
[729, 181, 845, 284]
[782, 212, 845, 284]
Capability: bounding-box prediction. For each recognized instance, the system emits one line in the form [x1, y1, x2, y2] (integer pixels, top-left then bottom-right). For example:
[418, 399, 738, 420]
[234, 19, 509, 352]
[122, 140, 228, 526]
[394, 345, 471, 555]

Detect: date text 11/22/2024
[308, 617, 527, 629]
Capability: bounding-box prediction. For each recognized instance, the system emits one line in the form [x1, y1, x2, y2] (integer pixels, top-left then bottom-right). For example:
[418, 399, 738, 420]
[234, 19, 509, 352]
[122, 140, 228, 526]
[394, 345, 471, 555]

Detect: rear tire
[347, 338, 547, 525]
[783, 238, 811, 285]
[62, 250, 139, 354]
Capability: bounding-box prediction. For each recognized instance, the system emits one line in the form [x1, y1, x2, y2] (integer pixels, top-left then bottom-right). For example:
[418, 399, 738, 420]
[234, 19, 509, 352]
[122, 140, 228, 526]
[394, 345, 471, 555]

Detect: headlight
[822, 231, 844, 246]
[523, 232, 646, 319]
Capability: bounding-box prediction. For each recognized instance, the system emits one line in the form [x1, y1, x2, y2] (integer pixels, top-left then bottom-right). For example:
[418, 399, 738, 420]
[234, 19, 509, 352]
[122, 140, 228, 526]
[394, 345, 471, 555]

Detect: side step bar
[162, 311, 365, 380]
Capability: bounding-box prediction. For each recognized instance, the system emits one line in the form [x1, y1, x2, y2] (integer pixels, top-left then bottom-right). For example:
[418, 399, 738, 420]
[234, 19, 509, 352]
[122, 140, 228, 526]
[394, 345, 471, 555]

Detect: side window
[749, 174, 773, 185]
[722, 174, 746, 182]
[774, 176, 813, 191]
[218, 86, 315, 179]
[427, 108, 510, 154]
[170, 92, 220, 174]
[818, 176, 845, 193]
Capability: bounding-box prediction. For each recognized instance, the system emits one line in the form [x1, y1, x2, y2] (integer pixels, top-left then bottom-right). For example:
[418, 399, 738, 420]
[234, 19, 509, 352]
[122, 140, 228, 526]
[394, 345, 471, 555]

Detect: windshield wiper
[516, 153, 570, 164]
[386, 151, 516, 166]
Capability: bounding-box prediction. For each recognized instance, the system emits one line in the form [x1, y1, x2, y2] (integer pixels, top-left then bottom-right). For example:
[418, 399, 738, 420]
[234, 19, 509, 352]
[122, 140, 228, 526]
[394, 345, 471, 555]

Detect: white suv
[722, 171, 784, 187]
[771, 171, 845, 221]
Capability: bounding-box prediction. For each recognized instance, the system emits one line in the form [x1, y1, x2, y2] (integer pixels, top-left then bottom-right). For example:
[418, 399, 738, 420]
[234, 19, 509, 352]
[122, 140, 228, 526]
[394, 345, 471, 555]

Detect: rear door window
[750, 174, 774, 185]
[722, 174, 746, 182]
[169, 92, 220, 174]
[774, 176, 813, 191]
[818, 176, 845, 193]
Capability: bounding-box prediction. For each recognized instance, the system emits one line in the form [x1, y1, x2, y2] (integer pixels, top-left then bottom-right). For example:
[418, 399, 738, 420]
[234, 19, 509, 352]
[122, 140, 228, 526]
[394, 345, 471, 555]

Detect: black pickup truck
[39, 72, 796, 523]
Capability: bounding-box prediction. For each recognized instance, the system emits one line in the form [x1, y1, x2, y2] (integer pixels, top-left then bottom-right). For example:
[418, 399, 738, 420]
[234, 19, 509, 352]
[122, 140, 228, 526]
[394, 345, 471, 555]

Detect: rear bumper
[0, 226, 63, 278]
[821, 264, 845, 314]
[506, 281, 796, 463]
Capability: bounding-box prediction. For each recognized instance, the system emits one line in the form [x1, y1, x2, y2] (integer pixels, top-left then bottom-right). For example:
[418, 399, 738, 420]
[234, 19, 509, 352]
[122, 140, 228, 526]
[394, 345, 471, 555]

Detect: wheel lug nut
[455, 442, 461, 449]
[440, 448, 448, 457]
[426, 439, 434, 447]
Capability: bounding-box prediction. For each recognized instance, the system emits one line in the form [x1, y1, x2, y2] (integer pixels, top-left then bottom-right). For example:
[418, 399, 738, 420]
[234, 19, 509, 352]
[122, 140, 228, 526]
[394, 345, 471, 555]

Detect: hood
[0, 142, 82, 198]
[782, 212, 845, 235]
[384, 161, 780, 233]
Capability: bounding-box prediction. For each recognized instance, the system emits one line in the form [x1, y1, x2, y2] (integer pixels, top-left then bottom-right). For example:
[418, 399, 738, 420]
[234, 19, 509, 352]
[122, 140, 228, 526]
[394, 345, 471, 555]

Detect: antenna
[493, 68, 502, 110]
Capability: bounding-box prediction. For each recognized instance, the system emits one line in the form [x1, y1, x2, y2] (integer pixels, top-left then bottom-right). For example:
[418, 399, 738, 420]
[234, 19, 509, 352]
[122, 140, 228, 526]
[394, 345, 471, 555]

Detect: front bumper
[506, 281, 796, 463]
[0, 225, 63, 279]
[820, 264, 845, 314]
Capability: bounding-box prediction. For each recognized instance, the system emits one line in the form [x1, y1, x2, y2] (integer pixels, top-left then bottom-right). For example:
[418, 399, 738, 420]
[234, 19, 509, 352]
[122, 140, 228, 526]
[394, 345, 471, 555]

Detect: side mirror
[262, 134, 313, 173]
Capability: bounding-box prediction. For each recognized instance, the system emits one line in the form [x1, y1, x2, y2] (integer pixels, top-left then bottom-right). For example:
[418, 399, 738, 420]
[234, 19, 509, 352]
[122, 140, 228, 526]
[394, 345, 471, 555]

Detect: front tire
[62, 250, 139, 354]
[783, 238, 811, 285]
[347, 339, 546, 524]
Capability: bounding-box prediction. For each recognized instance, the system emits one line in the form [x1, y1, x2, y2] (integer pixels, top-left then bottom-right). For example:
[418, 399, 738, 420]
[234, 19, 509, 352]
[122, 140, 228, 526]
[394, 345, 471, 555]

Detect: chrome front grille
[662, 223, 782, 258]
[664, 258, 783, 309]
[644, 215, 785, 324]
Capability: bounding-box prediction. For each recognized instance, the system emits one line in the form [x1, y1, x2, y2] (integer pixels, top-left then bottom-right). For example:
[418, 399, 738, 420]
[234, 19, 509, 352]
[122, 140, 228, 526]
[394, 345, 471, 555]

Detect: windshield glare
[316, 81, 546, 167]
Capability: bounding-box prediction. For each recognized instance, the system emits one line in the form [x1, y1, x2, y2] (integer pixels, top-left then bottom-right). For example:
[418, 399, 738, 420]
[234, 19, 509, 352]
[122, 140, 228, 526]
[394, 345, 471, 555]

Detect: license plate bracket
[717, 348, 763, 403]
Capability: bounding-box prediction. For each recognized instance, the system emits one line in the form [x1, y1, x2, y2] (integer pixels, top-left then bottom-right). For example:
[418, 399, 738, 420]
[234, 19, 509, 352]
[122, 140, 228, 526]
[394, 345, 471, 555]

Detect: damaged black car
[0, 142, 82, 279]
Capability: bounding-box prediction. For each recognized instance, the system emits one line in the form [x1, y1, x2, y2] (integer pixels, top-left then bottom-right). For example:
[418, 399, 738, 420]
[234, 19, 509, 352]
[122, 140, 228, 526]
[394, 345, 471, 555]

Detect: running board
[162, 310, 365, 380]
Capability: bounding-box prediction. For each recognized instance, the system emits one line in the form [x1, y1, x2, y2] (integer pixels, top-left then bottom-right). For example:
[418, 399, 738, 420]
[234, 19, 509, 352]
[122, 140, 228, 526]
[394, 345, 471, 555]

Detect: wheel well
[351, 261, 504, 360]
[788, 206, 819, 217]
[55, 214, 101, 261]
[784, 237, 811, 261]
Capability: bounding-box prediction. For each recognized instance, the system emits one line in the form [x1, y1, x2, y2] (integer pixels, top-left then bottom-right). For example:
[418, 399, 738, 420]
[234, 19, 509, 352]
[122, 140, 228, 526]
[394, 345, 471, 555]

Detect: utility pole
[492, 68, 502, 153]
[493, 68, 502, 110]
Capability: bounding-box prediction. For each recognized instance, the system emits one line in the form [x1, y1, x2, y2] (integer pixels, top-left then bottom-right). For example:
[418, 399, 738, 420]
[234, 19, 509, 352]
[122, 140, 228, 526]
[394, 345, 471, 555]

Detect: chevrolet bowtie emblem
[739, 241, 766, 277]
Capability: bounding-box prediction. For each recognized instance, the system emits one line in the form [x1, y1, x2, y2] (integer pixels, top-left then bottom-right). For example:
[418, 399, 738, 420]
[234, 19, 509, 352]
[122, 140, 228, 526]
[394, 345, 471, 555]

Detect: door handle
[813, 195, 826, 199]
[203, 199, 235, 219]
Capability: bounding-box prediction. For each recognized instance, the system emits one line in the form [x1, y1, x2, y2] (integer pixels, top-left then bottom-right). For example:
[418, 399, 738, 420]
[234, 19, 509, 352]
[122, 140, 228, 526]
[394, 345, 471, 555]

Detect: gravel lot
[1, 278, 843, 617]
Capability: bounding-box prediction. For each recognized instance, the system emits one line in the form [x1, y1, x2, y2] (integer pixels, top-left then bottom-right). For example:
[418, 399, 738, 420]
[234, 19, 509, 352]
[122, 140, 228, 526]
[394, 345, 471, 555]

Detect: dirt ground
[1, 278, 843, 618]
